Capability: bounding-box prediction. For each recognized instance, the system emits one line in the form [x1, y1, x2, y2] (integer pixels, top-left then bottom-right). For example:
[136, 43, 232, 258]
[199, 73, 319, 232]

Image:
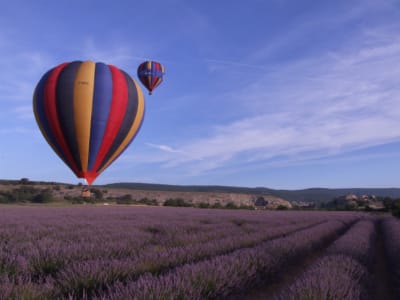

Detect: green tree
[164, 198, 191, 207]
[211, 202, 223, 209]
[19, 178, 30, 185]
[277, 205, 289, 210]
[91, 188, 103, 201]
[117, 194, 134, 204]
[198, 202, 210, 208]
[225, 202, 238, 209]
[393, 207, 400, 218]
[32, 190, 53, 203]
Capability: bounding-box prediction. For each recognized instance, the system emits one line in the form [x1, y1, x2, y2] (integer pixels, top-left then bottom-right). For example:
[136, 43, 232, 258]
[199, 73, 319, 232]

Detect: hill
[2, 179, 400, 205]
[104, 183, 400, 203]
[0, 179, 290, 208]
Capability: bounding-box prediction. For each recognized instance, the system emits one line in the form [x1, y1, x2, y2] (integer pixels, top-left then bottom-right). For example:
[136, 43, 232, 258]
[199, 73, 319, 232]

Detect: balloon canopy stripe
[88, 62, 113, 171]
[98, 70, 139, 171]
[33, 60, 145, 184]
[56, 62, 83, 172]
[44, 63, 81, 176]
[33, 70, 72, 170]
[89, 65, 128, 177]
[98, 78, 145, 174]
[73, 61, 96, 173]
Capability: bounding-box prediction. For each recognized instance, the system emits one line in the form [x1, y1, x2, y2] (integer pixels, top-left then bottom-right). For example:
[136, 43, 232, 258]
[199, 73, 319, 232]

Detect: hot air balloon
[137, 61, 165, 95]
[33, 60, 145, 185]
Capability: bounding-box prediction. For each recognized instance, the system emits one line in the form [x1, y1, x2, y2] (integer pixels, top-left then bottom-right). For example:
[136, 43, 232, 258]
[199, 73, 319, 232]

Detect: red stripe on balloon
[43, 63, 81, 176]
[91, 65, 128, 172]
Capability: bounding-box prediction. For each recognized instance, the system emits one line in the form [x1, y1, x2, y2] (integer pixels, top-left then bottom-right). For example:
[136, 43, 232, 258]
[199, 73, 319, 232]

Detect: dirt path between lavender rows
[227, 217, 397, 300]
[226, 222, 351, 300]
[371, 219, 396, 300]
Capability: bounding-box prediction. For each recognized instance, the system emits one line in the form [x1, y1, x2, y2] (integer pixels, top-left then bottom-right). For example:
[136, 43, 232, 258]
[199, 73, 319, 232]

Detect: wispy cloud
[0, 126, 36, 135]
[77, 37, 152, 67]
[204, 58, 268, 72]
[13, 105, 34, 120]
[137, 27, 400, 175]
[145, 143, 184, 154]
[0, 50, 52, 103]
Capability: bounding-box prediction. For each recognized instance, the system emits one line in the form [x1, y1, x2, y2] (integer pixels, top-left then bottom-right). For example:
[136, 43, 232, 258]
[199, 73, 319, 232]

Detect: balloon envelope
[33, 61, 145, 184]
[137, 61, 165, 95]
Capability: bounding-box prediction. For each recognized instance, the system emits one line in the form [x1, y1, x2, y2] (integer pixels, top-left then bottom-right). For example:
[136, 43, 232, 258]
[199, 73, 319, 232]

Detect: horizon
[2, 1, 400, 189]
[2, 177, 400, 192]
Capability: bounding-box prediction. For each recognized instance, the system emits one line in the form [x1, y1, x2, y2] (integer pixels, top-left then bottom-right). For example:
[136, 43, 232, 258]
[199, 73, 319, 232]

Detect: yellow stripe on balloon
[73, 61, 95, 172]
[98, 78, 145, 174]
[154, 77, 162, 89]
[147, 61, 152, 86]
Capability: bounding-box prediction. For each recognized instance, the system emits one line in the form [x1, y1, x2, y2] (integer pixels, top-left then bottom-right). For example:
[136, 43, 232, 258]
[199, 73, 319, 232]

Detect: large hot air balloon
[33, 60, 145, 185]
[137, 61, 165, 95]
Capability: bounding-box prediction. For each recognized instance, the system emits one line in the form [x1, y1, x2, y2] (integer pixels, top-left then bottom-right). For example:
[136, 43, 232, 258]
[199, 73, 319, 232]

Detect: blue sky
[1, 0, 400, 189]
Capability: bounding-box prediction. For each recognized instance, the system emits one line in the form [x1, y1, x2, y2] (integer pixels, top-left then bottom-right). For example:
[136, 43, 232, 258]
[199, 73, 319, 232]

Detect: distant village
[324, 194, 385, 210]
[1, 179, 400, 216]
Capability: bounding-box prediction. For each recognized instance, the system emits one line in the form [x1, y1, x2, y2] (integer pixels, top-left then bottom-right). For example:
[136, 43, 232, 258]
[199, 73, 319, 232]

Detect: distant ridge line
[1, 179, 399, 203]
[104, 182, 400, 203]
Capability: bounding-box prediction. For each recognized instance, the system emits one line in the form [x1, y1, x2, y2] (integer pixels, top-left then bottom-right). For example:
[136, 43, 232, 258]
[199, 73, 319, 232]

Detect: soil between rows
[371, 220, 396, 300]
[226, 218, 397, 300]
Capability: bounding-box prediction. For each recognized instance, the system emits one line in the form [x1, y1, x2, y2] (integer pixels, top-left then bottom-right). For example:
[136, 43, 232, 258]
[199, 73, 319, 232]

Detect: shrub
[164, 198, 191, 207]
[211, 202, 223, 209]
[198, 202, 210, 209]
[72, 197, 85, 204]
[90, 188, 103, 200]
[277, 205, 289, 210]
[12, 186, 41, 202]
[19, 178, 30, 184]
[393, 208, 400, 218]
[116, 194, 134, 204]
[64, 196, 85, 204]
[138, 198, 158, 206]
[225, 202, 238, 209]
[32, 190, 53, 203]
[239, 205, 254, 210]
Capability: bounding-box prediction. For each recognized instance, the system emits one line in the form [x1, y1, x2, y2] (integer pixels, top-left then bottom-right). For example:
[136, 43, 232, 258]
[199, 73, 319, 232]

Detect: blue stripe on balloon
[100, 96, 145, 173]
[88, 63, 113, 171]
[56, 61, 83, 171]
[151, 61, 156, 85]
[99, 70, 138, 171]
[34, 69, 64, 156]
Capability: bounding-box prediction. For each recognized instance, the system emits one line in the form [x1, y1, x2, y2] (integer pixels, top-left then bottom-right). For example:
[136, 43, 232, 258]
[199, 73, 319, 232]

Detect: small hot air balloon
[33, 60, 145, 185]
[137, 61, 165, 95]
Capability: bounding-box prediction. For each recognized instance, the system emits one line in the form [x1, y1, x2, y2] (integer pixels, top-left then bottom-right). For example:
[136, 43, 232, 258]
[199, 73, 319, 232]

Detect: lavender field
[0, 206, 398, 300]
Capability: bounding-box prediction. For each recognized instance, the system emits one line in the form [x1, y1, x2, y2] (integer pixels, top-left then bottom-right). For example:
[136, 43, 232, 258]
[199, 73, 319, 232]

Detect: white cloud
[139, 27, 400, 175]
[13, 105, 34, 120]
[77, 37, 152, 67]
[145, 143, 184, 154]
[0, 126, 36, 135]
[0, 50, 53, 103]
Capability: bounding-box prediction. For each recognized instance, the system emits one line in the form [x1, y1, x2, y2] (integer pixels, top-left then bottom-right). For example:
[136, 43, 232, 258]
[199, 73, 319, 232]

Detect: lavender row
[53, 220, 324, 297]
[274, 255, 369, 300]
[0, 207, 363, 299]
[0, 207, 328, 258]
[0, 207, 280, 273]
[0, 208, 349, 280]
[0, 214, 323, 285]
[88, 219, 352, 300]
[326, 219, 376, 268]
[274, 218, 377, 300]
[381, 217, 400, 297]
